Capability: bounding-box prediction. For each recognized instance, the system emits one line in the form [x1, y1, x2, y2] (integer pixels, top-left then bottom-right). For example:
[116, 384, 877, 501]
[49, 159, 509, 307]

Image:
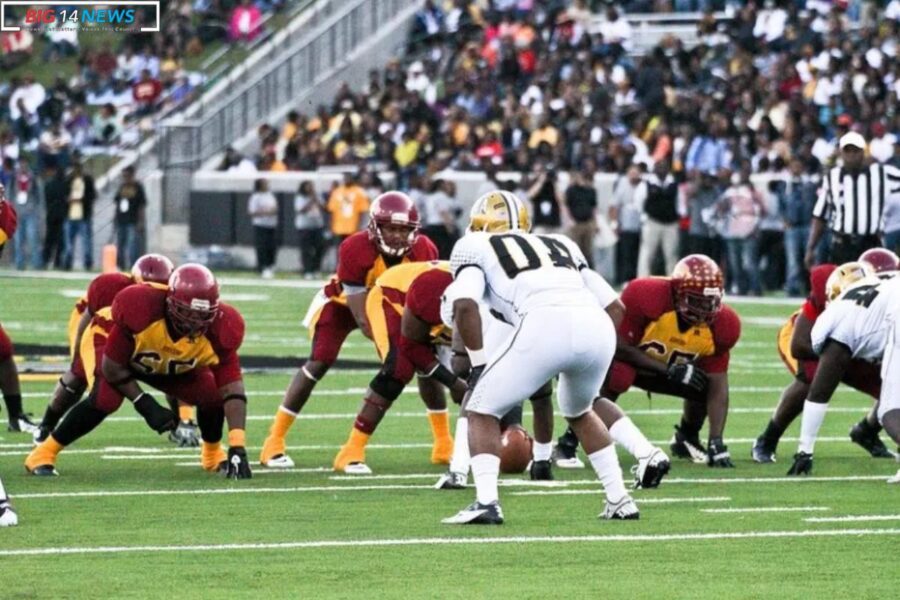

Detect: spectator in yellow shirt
[327, 172, 370, 241]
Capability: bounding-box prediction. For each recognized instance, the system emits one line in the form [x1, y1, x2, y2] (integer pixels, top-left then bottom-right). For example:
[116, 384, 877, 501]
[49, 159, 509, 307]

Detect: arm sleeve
[209, 305, 245, 387]
[697, 306, 741, 373]
[212, 350, 243, 387]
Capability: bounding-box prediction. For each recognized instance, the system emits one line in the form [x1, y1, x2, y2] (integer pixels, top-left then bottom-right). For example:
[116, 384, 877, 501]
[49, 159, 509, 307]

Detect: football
[499, 425, 533, 474]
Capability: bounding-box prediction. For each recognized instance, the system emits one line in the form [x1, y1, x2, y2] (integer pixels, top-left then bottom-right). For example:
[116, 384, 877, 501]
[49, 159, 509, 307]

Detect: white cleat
[340, 462, 373, 475]
[632, 447, 671, 489]
[0, 502, 18, 527]
[434, 471, 467, 490]
[888, 469, 900, 484]
[554, 457, 586, 469]
[600, 495, 640, 520]
[261, 454, 295, 469]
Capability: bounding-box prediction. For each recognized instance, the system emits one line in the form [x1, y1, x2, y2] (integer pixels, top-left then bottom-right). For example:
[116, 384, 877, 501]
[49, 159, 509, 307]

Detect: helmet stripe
[501, 192, 514, 230]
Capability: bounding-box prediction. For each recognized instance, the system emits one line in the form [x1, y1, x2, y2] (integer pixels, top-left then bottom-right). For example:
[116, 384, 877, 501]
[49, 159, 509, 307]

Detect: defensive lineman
[442, 191, 637, 524]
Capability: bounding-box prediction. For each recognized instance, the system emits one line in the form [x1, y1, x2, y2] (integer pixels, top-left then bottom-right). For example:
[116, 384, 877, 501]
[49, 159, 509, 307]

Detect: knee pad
[369, 372, 405, 403]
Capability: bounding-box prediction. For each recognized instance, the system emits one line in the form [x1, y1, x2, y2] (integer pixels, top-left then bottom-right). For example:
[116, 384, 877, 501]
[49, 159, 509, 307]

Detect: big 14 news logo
[24, 6, 136, 26]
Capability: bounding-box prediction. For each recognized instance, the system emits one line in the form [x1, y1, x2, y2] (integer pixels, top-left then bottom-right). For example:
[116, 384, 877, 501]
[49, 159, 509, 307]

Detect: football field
[1, 273, 898, 599]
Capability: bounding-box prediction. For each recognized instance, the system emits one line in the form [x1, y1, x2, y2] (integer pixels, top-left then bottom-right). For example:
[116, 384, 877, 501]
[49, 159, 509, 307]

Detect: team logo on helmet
[468, 190, 531, 234]
[367, 191, 420, 257]
[825, 261, 874, 303]
[671, 254, 724, 324]
[166, 264, 220, 339]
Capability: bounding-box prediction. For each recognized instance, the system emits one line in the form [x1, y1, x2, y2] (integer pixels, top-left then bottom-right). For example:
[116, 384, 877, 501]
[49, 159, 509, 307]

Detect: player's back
[813, 275, 900, 361]
[451, 231, 597, 324]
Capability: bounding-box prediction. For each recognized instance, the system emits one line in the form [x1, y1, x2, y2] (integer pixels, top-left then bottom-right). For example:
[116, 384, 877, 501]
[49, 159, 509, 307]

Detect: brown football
[500, 425, 533, 474]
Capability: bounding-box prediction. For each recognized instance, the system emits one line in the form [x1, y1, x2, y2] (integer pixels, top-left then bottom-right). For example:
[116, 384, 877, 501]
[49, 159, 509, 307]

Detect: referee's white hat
[839, 131, 866, 149]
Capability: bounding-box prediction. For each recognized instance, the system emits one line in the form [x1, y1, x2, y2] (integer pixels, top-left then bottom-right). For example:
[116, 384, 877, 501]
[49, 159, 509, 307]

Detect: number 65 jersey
[445, 231, 614, 326]
[811, 275, 900, 362]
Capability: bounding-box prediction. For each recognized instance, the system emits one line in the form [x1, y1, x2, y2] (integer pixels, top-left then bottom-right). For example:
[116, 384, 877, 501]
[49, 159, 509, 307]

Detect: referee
[805, 132, 900, 268]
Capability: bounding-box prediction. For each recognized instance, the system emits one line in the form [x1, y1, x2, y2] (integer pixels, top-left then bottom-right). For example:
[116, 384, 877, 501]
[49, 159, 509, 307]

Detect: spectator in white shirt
[869, 123, 896, 164]
[248, 178, 279, 278]
[599, 6, 633, 53]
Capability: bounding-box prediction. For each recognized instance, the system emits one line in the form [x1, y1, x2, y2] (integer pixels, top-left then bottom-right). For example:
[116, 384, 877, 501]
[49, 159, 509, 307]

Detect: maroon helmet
[367, 191, 420, 257]
[166, 264, 220, 338]
[132, 253, 175, 285]
[671, 254, 724, 325]
[859, 248, 900, 274]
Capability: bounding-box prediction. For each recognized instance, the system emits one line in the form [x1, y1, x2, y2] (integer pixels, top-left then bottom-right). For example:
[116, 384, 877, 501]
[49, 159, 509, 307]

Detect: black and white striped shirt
[812, 163, 900, 236]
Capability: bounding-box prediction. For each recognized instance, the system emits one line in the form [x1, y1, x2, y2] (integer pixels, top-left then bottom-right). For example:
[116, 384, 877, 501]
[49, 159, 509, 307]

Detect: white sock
[799, 400, 829, 454]
[608, 417, 655, 459]
[449, 417, 470, 475]
[470, 453, 500, 505]
[588, 445, 628, 502]
[532, 441, 552, 462]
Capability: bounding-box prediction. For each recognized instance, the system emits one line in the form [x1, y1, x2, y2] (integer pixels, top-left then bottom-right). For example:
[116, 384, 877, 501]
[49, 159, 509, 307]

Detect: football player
[442, 191, 638, 525]
[753, 254, 895, 463]
[787, 267, 900, 478]
[259, 192, 438, 468]
[26, 265, 252, 479]
[32, 254, 185, 445]
[332, 260, 463, 474]
[1, 185, 21, 527]
[556, 255, 741, 468]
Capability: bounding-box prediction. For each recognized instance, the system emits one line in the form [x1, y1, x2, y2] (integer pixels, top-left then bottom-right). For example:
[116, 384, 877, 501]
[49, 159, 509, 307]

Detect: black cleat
[670, 425, 707, 463]
[554, 428, 584, 469]
[751, 436, 777, 463]
[28, 464, 59, 477]
[786, 451, 813, 476]
[8, 413, 38, 434]
[849, 422, 895, 459]
[529, 460, 554, 481]
[442, 501, 504, 525]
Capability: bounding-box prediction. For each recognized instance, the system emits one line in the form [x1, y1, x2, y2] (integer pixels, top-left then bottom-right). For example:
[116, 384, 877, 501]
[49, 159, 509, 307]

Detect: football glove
[169, 420, 201, 447]
[707, 437, 734, 468]
[226, 446, 252, 479]
[667, 362, 708, 393]
[0, 198, 17, 248]
[132, 393, 177, 434]
[467, 365, 485, 389]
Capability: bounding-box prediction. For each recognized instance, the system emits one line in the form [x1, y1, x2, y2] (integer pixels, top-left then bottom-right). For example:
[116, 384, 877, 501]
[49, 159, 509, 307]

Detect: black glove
[707, 437, 734, 468]
[467, 364, 485, 389]
[226, 446, 252, 479]
[132, 393, 177, 434]
[667, 363, 709, 393]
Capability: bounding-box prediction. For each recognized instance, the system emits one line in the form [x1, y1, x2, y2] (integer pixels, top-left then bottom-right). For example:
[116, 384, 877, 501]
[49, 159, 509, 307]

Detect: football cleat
[261, 454, 295, 469]
[751, 436, 777, 463]
[786, 451, 814, 476]
[434, 471, 467, 490]
[848, 422, 895, 459]
[707, 437, 734, 468]
[632, 448, 671, 489]
[442, 501, 504, 525]
[669, 425, 707, 463]
[529, 459, 554, 481]
[0, 501, 18, 527]
[259, 434, 293, 468]
[600, 495, 640, 520]
[27, 465, 59, 477]
[553, 431, 586, 469]
[887, 469, 900, 484]
[340, 462, 372, 475]
[32, 425, 50, 447]
[8, 413, 39, 434]
[169, 420, 201, 448]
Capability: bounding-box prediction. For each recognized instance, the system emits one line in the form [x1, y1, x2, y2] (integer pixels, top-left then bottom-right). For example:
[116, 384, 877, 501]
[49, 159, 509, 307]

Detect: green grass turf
[0, 271, 898, 598]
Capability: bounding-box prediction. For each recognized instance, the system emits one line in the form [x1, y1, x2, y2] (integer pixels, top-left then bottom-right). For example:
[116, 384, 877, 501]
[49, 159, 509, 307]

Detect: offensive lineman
[442, 191, 638, 525]
[1, 183, 20, 526]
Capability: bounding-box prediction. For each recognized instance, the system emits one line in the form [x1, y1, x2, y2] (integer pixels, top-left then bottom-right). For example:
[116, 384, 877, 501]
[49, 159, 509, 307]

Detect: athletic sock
[3, 393, 22, 418]
[449, 417, 470, 475]
[532, 441, 552, 462]
[588, 445, 628, 502]
[178, 404, 194, 422]
[427, 409, 451, 442]
[52, 401, 106, 446]
[346, 427, 371, 451]
[26, 435, 64, 470]
[201, 441, 225, 471]
[270, 406, 297, 439]
[762, 419, 786, 444]
[608, 417, 655, 459]
[470, 453, 500, 505]
[798, 401, 829, 454]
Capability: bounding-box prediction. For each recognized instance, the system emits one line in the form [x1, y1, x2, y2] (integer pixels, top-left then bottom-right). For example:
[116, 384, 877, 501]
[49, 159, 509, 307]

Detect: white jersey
[811, 275, 900, 362]
[444, 231, 615, 326]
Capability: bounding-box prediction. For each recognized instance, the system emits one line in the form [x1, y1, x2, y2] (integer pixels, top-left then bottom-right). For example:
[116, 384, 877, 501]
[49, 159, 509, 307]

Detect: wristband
[228, 429, 246, 447]
[466, 347, 487, 367]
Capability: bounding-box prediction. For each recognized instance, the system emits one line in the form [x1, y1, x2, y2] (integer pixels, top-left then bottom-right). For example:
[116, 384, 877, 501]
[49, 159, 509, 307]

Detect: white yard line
[804, 515, 900, 523]
[701, 506, 830, 514]
[509, 492, 731, 503]
[15, 484, 437, 499]
[0, 528, 897, 558]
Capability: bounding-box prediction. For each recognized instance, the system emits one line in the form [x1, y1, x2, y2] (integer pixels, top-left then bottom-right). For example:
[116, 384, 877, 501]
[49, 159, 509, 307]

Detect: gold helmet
[825, 261, 874, 303]
[468, 190, 531, 233]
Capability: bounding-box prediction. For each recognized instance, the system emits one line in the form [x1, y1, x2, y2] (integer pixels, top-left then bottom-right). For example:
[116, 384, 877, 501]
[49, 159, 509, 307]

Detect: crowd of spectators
[230, 0, 900, 291]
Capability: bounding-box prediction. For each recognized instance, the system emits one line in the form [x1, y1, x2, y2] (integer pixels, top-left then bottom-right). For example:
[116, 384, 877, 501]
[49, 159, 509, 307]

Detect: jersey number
[639, 341, 698, 366]
[489, 234, 578, 278]
[841, 284, 879, 308]
[133, 352, 198, 376]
